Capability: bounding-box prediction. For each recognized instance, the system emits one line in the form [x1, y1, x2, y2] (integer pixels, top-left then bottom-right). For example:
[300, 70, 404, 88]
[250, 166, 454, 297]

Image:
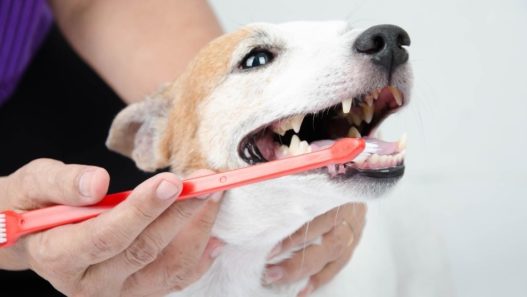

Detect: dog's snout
[353, 24, 411, 72]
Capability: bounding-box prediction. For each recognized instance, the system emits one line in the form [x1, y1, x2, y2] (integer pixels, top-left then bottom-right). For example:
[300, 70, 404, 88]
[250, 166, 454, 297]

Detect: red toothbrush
[0, 138, 374, 248]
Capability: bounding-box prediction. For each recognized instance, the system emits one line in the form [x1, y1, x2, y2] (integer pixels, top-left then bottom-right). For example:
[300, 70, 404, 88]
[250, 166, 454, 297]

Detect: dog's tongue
[310, 137, 399, 155]
[261, 133, 406, 162]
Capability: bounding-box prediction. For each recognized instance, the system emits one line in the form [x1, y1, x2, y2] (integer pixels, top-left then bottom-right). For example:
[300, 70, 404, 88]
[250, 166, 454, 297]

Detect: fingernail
[78, 169, 95, 198]
[196, 191, 223, 201]
[210, 244, 224, 259]
[210, 191, 223, 202]
[297, 283, 314, 297]
[156, 180, 181, 200]
[267, 242, 282, 259]
[264, 266, 284, 284]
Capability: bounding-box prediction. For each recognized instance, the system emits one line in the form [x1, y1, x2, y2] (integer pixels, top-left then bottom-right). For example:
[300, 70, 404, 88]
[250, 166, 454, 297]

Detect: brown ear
[106, 93, 171, 172]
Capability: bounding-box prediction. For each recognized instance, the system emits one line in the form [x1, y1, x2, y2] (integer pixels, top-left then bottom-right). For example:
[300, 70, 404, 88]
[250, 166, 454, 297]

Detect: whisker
[299, 221, 311, 271]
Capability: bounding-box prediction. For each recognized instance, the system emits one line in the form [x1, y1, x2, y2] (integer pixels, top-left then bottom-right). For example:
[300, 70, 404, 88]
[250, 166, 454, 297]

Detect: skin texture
[0, 159, 224, 296]
[0, 1, 367, 295]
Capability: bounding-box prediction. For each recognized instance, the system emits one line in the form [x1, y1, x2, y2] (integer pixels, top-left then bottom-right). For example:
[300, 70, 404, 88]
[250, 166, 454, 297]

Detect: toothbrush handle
[178, 138, 364, 198]
[18, 138, 365, 236]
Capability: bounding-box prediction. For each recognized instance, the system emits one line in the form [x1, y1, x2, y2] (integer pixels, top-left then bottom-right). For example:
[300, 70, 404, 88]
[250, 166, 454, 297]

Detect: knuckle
[284, 258, 306, 280]
[131, 203, 156, 221]
[18, 171, 38, 200]
[195, 213, 215, 231]
[327, 233, 346, 257]
[124, 235, 162, 267]
[162, 256, 198, 290]
[29, 233, 61, 267]
[169, 203, 194, 221]
[88, 228, 123, 260]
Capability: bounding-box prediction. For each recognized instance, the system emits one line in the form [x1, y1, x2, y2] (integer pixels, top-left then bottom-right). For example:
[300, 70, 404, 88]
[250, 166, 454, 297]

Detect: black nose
[353, 24, 411, 72]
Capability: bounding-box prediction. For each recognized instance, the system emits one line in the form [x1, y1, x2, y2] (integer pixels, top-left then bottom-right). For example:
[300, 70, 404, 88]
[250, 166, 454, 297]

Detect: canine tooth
[365, 95, 374, 107]
[349, 112, 362, 126]
[291, 114, 305, 133]
[347, 127, 361, 138]
[342, 99, 352, 114]
[389, 86, 403, 106]
[274, 126, 287, 136]
[398, 133, 407, 151]
[289, 134, 301, 151]
[361, 104, 374, 124]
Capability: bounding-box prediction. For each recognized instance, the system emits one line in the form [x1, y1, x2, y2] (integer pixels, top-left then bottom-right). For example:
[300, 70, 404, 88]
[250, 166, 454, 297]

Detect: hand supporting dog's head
[107, 21, 412, 245]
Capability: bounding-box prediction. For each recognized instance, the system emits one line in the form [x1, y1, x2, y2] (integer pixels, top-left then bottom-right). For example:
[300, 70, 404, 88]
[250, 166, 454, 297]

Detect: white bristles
[364, 142, 379, 154]
[0, 214, 6, 243]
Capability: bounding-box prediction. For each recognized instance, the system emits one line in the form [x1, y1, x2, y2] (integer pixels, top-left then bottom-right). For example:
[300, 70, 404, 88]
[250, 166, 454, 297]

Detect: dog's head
[107, 21, 412, 244]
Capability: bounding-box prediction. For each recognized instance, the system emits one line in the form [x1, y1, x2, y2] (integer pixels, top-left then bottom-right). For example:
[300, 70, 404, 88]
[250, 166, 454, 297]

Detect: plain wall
[208, 0, 527, 296]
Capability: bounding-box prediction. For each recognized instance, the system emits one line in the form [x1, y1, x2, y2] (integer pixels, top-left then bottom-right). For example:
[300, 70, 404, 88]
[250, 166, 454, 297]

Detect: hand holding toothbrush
[0, 159, 225, 296]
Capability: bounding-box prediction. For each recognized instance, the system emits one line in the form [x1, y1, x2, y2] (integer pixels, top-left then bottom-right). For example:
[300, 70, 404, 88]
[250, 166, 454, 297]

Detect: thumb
[5, 158, 110, 210]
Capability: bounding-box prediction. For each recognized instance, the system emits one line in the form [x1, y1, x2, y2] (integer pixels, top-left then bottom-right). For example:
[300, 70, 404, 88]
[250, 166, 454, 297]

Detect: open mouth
[238, 86, 407, 178]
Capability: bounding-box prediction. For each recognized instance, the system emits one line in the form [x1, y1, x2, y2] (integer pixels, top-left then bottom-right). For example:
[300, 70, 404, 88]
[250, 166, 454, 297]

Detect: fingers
[264, 220, 353, 285]
[298, 245, 355, 297]
[269, 206, 345, 259]
[25, 172, 183, 277]
[265, 203, 367, 293]
[94, 188, 222, 286]
[121, 192, 224, 295]
[6, 158, 110, 209]
[269, 204, 366, 259]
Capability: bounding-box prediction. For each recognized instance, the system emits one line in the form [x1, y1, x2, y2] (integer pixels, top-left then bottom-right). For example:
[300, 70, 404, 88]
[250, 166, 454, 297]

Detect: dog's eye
[240, 50, 274, 69]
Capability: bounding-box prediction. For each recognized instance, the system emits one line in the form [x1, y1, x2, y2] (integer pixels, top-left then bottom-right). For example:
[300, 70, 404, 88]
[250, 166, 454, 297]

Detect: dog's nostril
[353, 24, 411, 73]
[356, 35, 385, 55]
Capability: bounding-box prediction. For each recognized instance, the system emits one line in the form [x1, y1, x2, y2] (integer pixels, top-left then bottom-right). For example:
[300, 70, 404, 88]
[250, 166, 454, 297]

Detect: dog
[106, 21, 451, 297]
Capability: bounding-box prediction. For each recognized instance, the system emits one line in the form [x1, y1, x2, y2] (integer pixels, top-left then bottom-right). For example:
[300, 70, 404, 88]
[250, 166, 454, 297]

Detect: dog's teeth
[396, 154, 404, 164]
[347, 127, 361, 138]
[289, 134, 301, 153]
[388, 86, 403, 106]
[273, 114, 306, 135]
[369, 154, 380, 166]
[342, 99, 352, 114]
[327, 164, 338, 176]
[298, 140, 311, 155]
[274, 127, 287, 136]
[398, 133, 407, 151]
[372, 89, 380, 100]
[278, 145, 290, 157]
[291, 114, 305, 134]
[273, 122, 288, 136]
[365, 95, 374, 107]
[361, 103, 374, 124]
[349, 111, 362, 126]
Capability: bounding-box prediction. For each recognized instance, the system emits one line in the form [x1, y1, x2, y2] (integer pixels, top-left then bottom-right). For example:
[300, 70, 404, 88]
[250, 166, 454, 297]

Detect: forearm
[49, 0, 223, 103]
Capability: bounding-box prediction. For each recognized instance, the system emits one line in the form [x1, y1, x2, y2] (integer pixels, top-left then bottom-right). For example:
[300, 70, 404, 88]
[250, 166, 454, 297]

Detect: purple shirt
[0, 0, 52, 106]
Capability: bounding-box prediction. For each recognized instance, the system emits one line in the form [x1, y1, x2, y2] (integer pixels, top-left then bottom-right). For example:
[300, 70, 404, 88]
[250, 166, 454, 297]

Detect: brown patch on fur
[157, 28, 252, 175]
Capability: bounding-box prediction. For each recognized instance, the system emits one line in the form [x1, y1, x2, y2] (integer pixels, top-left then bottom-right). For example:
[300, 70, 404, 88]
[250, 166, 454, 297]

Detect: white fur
[109, 21, 451, 297]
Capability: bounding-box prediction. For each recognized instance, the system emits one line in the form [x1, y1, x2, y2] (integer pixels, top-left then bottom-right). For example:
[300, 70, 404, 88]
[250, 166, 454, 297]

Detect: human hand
[264, 203, 366, 297]
[0, 159, 224, 296]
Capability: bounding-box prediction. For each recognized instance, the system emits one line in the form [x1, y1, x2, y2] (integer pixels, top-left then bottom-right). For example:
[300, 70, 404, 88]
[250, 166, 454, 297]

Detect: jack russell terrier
[107, 21, 450, 297]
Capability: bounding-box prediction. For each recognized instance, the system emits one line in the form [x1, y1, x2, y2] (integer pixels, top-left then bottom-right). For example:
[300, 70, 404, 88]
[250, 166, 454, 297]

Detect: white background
[208, 0, 527, 296]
